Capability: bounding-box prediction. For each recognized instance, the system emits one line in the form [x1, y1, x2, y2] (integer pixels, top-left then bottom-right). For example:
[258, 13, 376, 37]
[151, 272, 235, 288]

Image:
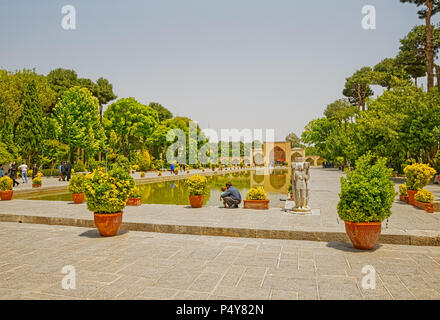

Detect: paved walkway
[1, 222, 440, 300]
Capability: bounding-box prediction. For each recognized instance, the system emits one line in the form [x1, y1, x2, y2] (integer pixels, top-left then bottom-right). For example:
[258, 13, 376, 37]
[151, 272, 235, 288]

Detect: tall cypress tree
[15, 80, 44, 164]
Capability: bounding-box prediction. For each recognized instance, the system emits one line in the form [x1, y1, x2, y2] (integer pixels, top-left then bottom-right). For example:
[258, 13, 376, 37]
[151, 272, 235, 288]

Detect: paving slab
[1, 222, 440, 299]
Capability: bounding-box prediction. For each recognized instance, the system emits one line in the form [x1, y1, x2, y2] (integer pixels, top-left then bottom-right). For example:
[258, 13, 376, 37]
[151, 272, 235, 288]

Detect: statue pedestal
[291, 207, 312, 214]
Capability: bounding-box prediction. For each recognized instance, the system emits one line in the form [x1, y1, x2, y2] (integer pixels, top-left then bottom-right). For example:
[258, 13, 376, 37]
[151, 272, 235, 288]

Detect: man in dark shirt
[220, 182, 242, 208]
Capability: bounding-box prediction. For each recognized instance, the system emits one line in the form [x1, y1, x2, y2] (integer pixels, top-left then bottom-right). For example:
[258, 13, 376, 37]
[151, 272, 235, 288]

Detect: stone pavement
[2, 168, 440, 245]
[1, 222, 440, 300]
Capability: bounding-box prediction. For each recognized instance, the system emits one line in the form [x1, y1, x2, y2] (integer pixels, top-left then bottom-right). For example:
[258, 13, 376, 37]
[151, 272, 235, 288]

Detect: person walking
[32, 163, 39, 180]
[61, 162, 67, 181]
[66, 162, 72, 181]
[9, 161, 19, 187]
[220, 182, 242, 208]
[18, 161, 28, 183]
[58, 163, 63, 181]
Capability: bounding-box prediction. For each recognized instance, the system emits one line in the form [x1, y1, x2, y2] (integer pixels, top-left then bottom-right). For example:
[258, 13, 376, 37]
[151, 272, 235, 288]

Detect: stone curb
[1, 213, 439, 246]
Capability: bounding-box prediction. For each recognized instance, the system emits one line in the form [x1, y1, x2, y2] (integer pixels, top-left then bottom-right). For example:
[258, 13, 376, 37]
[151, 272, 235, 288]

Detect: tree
[103, 98, 159, 160]
[373, 58, 410, 90]
[401, 0, 440, 91]
[96, 78, 117, 124]
[285, 132, 305, 148]
[53, 87, 106, 163]
[396, 24, 440, 87]
[342, 67, 374, 111]
[149, 102, 173, 122]
[15, 81, 45, 164]
[47, 68, 79, 100]
[323, 99, 357, 128]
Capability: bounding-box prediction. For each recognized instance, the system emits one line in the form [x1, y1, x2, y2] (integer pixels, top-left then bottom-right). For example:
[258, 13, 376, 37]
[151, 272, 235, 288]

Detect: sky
[0, 0, 438, 142]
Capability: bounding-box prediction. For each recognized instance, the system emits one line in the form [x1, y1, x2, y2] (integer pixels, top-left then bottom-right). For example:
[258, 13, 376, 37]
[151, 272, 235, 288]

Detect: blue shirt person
[220, 182, 242, 208]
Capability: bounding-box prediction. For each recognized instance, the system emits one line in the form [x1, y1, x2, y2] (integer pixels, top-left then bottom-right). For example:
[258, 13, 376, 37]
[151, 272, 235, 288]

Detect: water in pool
[22, 169, 292, 208]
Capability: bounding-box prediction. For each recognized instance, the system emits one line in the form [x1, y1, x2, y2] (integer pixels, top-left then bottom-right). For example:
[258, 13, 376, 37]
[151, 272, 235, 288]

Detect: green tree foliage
[96, 77, 117, 123]
[285, 132, 305, 148]
[149, 102, 173, 122]
[103, 98, 159, 160]
[342, 67, 374, 110]
[15, 81, 45, 164]
[47, 68, 79, 100]
[401, 0, 440, 91]
[53, 87, 106, 162]
[373, 58, 410, 90]
[396, 24, 440, 86]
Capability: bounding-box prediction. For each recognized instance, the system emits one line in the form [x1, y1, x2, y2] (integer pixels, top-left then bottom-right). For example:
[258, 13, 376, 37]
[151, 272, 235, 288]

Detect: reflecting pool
[22, 169, 291, 208]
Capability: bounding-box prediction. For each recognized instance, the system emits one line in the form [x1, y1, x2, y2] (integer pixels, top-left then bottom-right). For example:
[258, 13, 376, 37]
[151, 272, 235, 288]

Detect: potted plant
[404, 163, 436, 205]
[84, 168, 135, 237]
[337, 152, 396, 250]
[399, 184, 408, 203]
[126, 186, 142, 206]
[0, 176, 13, 200]
[140, 171, 146, 178]
[185, 174, 207, 208]
[415, 189, 435, 213]
[158, 171, 162, 176]
[32, 172, 43, 188]
[68, 173, 86, 204]
[244, 187, 270, 210]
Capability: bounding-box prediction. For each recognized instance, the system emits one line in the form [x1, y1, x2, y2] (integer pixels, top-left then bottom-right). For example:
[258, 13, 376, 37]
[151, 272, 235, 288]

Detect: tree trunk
[99, 104, 103, 124]
[426, 0, 435, 91]
[436, 64, 440, 92]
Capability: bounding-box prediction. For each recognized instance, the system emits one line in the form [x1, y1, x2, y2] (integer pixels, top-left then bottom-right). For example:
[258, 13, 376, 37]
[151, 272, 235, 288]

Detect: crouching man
[220, 182, 241, 209]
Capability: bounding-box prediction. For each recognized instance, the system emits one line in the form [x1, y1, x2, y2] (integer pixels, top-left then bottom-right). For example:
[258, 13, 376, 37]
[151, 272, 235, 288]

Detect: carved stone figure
[291, 162, 311, 212]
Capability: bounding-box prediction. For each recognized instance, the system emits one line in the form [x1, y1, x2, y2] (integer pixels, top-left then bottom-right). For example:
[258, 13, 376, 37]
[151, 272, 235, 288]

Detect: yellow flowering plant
[399, 184, 408, 197]
[68, 173, 86, 194]
[246, 187, 267, 200]
[128, 186, 142, 198]
[84, 168, 135, 214]
[185, 175, 208, 196]
[415, 189, 434, 203]
[0, 176, 13, 191]
[404, 163, 436, 190]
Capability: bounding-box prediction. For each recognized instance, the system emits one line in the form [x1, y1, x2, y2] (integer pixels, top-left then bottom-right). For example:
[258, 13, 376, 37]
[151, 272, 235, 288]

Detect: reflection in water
[24, 169, 292, 208]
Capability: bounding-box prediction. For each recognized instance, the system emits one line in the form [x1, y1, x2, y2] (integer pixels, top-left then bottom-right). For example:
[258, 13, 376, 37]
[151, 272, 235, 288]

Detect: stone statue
[291, 162, 311, 212]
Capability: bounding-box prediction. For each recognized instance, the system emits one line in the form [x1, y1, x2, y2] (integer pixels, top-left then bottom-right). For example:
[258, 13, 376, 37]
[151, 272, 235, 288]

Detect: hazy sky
[0, 0, 437, 141]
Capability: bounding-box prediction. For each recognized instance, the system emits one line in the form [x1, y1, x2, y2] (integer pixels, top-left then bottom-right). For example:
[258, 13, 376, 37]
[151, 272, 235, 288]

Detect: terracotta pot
[189, 195, 204, 208]
[289, 193, 294, 201]
[243, 199, 270, 210]
[94, 212, 123, 237]
[415, 200, 434, 213]
[399, 195, 408, 203]
[32, 184, 42, 188]
[72, 193, 85, 204]
[212, 168, 215, 171]
[407, 190, 418, 206]
[344, 221, 382, 250]
[126, 198, 141, 206]
[0, 190, 13, 201]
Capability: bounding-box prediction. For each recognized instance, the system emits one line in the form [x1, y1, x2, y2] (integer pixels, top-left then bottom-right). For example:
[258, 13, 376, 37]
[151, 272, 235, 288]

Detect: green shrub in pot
[337, 152, 396, 223]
